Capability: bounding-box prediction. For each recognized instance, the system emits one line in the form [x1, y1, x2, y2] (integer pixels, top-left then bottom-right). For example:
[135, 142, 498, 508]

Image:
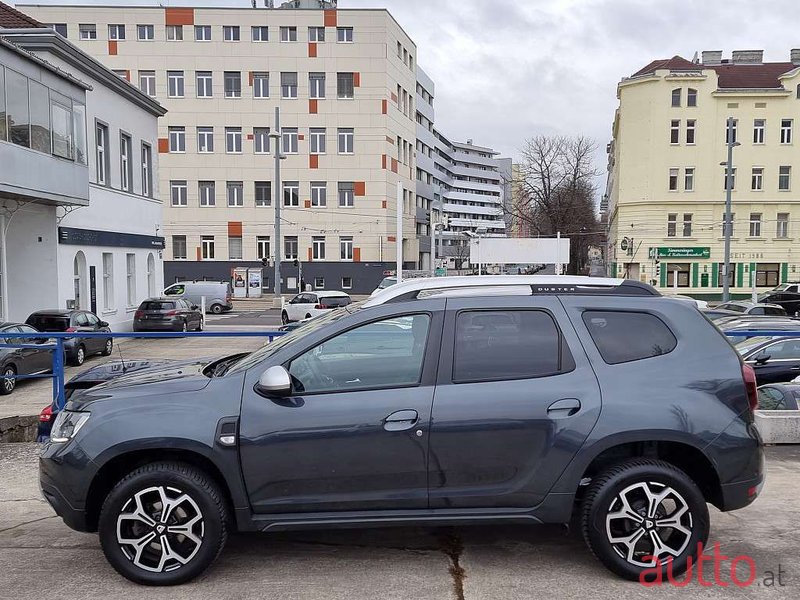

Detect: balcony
[447, 217, 507, 229]
[442, 203, 503, 217]
[450, 162, 503, 182]
[0, 142, 89, 206]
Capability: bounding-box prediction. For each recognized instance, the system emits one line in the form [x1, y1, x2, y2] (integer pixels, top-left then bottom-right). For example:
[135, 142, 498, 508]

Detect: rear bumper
[720, 471, 764, 511]
[133, 319, 180, 331]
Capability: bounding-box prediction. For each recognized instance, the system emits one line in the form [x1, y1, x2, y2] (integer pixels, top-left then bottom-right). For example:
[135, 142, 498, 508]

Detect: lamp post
[721, 116, 741, 303]
[268, 108, 286, 306]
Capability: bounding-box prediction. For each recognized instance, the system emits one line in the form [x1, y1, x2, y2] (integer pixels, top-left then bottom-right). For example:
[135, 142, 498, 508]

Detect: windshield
[378, 277, 396, 289]
[773, 284, 791, 292]
[226, 300, 367, 374]
[734, 336, 776, 355]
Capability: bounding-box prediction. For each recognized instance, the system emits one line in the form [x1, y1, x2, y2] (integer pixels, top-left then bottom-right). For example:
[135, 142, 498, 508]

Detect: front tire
[0, 365, 16, 395]
[71, 345, 86, 366]
[581, 459, 709, 582]
[102, 339, 114, 356]
[98, 462, 228, 586]
[281, 311, 290, 325]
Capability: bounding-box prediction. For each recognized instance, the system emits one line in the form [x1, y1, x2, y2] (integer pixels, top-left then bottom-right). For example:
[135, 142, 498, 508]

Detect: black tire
[0, 364, 16, 395]
[581, 459, 709, 582]
[305, 313, 312, 320]
[210, 304, 224, 315]
[196, 318, 204, 332]
[98, 462, 228, 586]
[281, 311, 290, 325]
[71, 345, 86, 366]
[102, 338, 114, 356]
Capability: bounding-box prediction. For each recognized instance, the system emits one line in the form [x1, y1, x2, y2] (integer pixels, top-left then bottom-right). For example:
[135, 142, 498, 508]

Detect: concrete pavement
[0, 443, 797, 599]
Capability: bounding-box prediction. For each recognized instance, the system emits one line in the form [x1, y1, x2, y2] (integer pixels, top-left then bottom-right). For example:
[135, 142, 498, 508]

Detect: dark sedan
[736, 336, 800, 384]
[757, 383, 800, 410]
[133, 298, 203, 332]
[1, 322, 51, 395]
[25, 310, 112, 366]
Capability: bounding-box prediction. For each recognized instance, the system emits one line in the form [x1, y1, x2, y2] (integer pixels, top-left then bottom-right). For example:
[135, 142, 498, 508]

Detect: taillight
[65, 327, 77, 333]
[742, 363, 758, 411]
[134, 310, 144, 319]
[165, 310, 178, 316]
[39, 405, 53, 422]
[315, 304, 325, 309]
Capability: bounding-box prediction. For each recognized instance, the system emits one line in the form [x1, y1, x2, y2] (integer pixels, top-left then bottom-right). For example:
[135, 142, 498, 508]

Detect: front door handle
[547, 398, 581, 418]
[384, 409, 419, 432]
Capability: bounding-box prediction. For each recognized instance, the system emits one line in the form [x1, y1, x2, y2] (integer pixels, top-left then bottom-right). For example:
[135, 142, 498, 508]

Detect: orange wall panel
[324, 9, 337, 27]
[309, 154, 319, 169]
[165, 8, 194, 26]
[107, 40, 117, 55]
[354, 182, 366, 196]
[228, 221, 243, 236]
[158, 138, 169, 153]
[309, 99, 318, 114]
[308, 42, 317, 58]
[353, 248, 361, 262]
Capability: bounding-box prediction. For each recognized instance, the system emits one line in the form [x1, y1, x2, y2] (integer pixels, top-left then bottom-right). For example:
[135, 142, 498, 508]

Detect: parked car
[702, 308, 742, 322]
[757, 383, 800, 410]
[735, 336, 800, 384]
[162, 281, 233, 315]
[756, 287, 800, 316]
[718, 317, 800, 340]
[281, 290, 351, 324]
[372, 276, 397, 295]
[670, 295, 709, 309]
[133, 298, 203, 332]
[0, 322, 51, 395]
[715, 301, 787, 316]
[26, 310, 112, 366]
[40, 276, 763, 585]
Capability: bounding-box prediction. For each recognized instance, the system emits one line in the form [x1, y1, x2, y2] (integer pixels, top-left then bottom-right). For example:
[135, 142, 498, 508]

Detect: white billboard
[469, 237, 570, 265]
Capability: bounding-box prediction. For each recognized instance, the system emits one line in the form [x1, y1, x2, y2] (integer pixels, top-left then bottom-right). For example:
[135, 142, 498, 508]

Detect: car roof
[28, 310, 76, 316]
[311, 290, 350, 297]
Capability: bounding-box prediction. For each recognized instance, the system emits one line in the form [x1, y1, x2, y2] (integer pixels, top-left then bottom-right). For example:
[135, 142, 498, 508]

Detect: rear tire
[98, 462, 228, 586]
[0, 365, 16, 395]
[305, 313, 312, 320]
[281, 311, 290, 325]
[210, 304, 223, 315]
[581, 458, 709, 582]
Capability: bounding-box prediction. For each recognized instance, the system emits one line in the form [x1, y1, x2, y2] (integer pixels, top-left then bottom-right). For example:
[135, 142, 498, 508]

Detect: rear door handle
[384, 409, 419, 432]
[547, 398, 581, 418]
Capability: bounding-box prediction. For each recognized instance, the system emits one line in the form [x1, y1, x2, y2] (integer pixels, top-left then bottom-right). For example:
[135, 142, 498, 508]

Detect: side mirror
[255, 365, 292, 397]
[755, 355, 771, 366]
[98, 320, 109, 328]
[191, 304, 199, 311]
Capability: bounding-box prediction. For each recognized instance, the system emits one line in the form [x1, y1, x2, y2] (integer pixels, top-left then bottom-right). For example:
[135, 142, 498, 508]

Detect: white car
[281, 291, 352, 324]
[670, 295, 709, 310]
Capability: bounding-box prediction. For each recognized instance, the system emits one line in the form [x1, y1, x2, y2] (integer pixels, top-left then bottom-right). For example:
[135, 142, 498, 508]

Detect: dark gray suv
[39, 276, 764, 586]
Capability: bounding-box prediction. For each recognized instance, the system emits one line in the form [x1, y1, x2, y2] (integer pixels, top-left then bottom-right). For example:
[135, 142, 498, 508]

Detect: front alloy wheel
[1, 366, 16, 395]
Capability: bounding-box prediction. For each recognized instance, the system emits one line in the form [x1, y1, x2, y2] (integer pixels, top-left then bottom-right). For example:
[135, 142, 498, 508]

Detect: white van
[163, 281, 233, 314]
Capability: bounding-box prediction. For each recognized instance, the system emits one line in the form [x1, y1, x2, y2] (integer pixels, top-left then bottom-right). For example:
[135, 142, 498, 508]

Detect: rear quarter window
[27, 316, 70, 331]
[582, 310, 677, 365]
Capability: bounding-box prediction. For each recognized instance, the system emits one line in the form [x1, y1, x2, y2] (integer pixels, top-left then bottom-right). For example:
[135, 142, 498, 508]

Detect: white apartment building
[1, 4, 165, 328]
[23, 0, 419, 294]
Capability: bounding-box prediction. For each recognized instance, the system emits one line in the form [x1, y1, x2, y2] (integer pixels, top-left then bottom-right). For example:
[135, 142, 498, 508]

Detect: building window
[168, 126, 185, 152]
[666, 264, 690, 288]
[751, 167, 764, 191]
[283, 182, 299, 206]
[229, 236, 243, 260]
[684, 167, 694, 191]
[284, 236, 298, 260]
[687, 88, 697, 107]
[338, 128, 354, 154]
[225, 127, 242, 153]
[198, 126, 214, 153]
[309, 72, 326, 99]
[340, 237, 353, 260]
[722, 212, 735, 237]
[682, 213, 692, 237]
[102, 253, 114, 309]
[201, 236, 215, 260]
[252, 236, 270, 262]
[312, 236, 326, 260]
[667, 213, 677, 237]
[310, 128, 326, 154]
[779, 165, 792, 191]
[781, 119, 793, 144]
[138, 70, 156, 97]
[671, 88, 681, 107]
[198, 181, 216, 207]
[172, 235, 187, 260]
[309, 26, 325, 42]
[170, 180, 188, 206]
[342, 276, 353, 289]
[252, 25, 269, 41]
[108, 24, 126, 40]
[95, 122, 109, 185]
[137, 24, 154, 40]
[253, 72, 269, 98]
[311, 182, 327, 207]
[749, 213, 762, 237]
[756, 263, 780, 287]
[79, 24, 96, 40]
[167, 70, 184, 97]
[166, 25, 183, 41]
[120, 133, 132, 192]
[753, 119, 765, 144]
[725, 119, 738, 144]
[337, 27, 354, 43]
[48, 23, 68, 37]
[338, 182, 355, 207]
[337, 72, 354, 99]
[113, 69, 129, 80]
[281, 127, 298, 154]
[195, 25, 212, 41]
[227, 181, 244, 207]
[255, 181, 272, 206]
[224, 71, 242, 98]
[196, 71, 213, 97]
[281, 72, 298, 98]
[686, 119, 696, 144]
[254, 127, 270, 153]
[223, 25, 240, 41]
[126, 254, 136, 306]
[669, 119, 680, 144]
[314, 277, 325, 289]
[668, 168, 679, 191]
[718, 262, 736, 287]
[280, 26, 297, 42]
[141, 143, 152, 197]
[777, 213, 790, 238]
[723, 167, 737, 190]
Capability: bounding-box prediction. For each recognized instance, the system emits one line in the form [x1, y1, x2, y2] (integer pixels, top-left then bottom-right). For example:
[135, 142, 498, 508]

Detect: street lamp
[268, 109, 287, 306]
[721, 117, 741, 302]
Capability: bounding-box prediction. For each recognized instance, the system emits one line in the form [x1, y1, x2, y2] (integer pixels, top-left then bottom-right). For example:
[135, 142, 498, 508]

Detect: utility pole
[722, 116, 738, 303]
[429, 216, 436, 278]
[271, 107, 282, 305]
[396, 183, 403, 283]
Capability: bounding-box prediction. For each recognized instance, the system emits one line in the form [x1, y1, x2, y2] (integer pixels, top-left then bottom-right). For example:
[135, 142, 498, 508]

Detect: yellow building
[605, 50, 800, 298]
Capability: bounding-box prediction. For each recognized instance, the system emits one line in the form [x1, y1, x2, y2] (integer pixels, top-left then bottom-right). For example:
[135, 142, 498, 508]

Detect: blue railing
[0, 330, 285, 410]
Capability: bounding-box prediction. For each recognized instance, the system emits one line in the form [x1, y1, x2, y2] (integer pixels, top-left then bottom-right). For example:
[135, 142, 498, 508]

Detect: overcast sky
[11, 0, 800, 178]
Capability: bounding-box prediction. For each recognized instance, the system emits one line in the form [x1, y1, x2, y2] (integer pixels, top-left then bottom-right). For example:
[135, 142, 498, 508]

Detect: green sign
[648, 247, 711, 259]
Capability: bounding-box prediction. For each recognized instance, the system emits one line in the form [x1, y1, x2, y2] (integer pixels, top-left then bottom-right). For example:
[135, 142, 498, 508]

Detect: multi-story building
[23, 1, 419, 294]
[605, 50, 800, 298]
[1, 2, 165, 327]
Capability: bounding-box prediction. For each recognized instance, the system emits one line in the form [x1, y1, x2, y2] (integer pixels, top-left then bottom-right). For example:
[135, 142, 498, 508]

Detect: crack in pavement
[0, 515, 57, 535]
[437, 529, 466, 600]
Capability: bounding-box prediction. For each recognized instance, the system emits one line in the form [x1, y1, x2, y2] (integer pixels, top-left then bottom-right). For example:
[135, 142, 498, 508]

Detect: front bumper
[39, 441, 98, 532]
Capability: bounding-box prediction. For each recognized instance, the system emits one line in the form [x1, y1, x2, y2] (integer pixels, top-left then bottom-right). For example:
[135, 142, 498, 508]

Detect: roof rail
[363, 276, 659, 307]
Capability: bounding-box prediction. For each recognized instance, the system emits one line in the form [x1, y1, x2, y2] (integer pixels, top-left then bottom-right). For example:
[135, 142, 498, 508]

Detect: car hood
[67, 359, 181, 384]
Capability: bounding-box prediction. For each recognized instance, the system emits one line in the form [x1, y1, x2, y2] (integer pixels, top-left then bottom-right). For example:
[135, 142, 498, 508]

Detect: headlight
[50, 411, 90, 443]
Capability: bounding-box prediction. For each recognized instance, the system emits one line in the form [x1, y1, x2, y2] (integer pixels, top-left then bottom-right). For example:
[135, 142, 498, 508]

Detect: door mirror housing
[256, 365, 292, 397]
[755, 354, 771, 366]
[98, 320, 109, 328]
[191, 304, 199, 311]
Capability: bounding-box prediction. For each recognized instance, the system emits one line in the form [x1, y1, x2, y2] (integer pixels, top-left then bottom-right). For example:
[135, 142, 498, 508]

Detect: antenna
[116, 338, 129, 374]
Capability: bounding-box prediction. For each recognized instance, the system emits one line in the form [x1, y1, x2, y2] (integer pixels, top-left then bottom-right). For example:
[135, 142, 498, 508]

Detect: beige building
[23, 1, 419, 294]
[605, 50, 800, 298]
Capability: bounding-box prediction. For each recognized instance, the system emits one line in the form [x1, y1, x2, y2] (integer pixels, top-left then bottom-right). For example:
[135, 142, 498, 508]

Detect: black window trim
[581, 309, 678, 366]
[451, 307, 575, 385]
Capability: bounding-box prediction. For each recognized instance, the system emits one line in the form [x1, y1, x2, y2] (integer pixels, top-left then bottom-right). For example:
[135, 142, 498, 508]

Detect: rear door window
[582, 311, 677, 365]
[453, 310, 574, 383]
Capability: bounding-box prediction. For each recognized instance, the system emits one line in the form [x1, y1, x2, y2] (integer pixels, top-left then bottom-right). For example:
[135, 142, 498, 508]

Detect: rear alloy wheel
[581, 459, 709, 582]
[210, 304, 223, 315]
[281, 311, 290, 325]
[102, 339, 114, 356]
[0, 365, 16, 395]
[73, 345, 86, 366]
[98, 462, 228, 586]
